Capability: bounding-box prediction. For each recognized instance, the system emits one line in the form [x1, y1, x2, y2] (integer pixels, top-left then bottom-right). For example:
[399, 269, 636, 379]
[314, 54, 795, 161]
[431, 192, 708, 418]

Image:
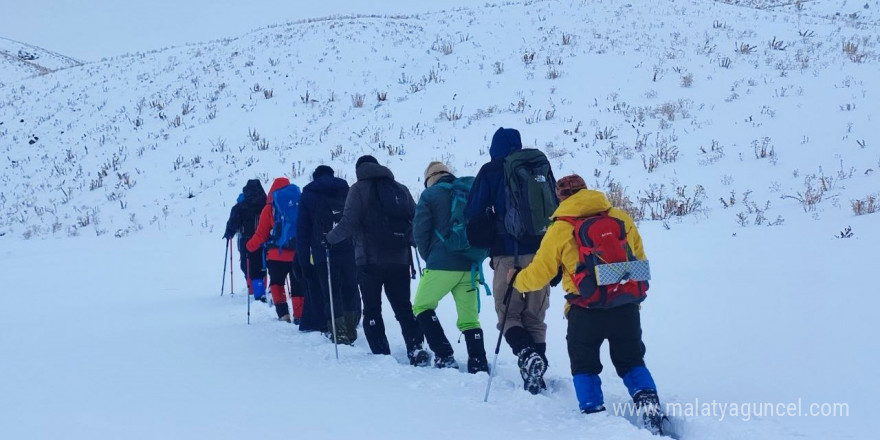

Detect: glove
[549, 267, 563, 287]
[321, 233, 330, 249]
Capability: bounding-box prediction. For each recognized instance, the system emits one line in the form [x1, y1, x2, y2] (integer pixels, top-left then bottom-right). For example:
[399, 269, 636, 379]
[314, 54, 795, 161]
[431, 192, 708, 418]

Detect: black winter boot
[344, 311, 360, 342]
[326, 319, 352, 345]
[275, 302, 290, 321]
[408, 345, 431, 367]
[633, 389, 666, 435]
[516, 347, 547, 395]
[534, 342, 548, 390]
[363, 315, 390, 355]
[416, 310, 454, 359]
[463, 329, 488, 374]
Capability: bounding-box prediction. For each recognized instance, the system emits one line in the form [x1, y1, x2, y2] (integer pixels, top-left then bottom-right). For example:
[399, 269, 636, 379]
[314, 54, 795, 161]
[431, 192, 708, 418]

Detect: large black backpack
[502, 149, 558, 240]
[314, 187, 349, 247]
[366, 178, 414, 249]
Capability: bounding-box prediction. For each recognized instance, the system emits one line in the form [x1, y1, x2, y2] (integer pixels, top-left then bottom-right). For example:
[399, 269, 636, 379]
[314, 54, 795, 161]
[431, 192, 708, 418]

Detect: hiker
[222, 179, 267, 301]
[509, 174, 665, 434]
[326, 155, 428, 365]
[297, 165, 361, 343]
[465, 127, 558, 393]
[412, 162, 490, 373]
[246, 177, 304, 323]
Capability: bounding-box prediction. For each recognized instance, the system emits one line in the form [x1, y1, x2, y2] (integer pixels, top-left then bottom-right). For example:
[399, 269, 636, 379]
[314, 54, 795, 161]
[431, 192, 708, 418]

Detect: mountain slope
[1, 0, 877, 239]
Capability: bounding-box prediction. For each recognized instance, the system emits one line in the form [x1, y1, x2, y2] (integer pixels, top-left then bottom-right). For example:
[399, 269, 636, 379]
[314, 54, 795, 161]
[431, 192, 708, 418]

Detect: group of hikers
[223, 127, 667, 434]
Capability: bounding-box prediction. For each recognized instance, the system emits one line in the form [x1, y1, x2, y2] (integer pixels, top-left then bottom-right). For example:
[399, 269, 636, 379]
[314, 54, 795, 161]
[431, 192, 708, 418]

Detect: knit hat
[424, 161, 451, 188]
[355, 155, 378, 169]
[312, 165, 334, 180]
[556, 174, 587, 201]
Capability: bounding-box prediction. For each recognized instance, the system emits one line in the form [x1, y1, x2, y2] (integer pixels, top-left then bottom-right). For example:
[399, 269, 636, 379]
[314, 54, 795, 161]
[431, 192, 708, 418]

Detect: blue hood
[489, 127, 523, 160]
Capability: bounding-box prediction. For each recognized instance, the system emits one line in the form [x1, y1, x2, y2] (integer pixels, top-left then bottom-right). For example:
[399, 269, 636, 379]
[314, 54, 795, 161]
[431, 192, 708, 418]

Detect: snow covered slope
[0, 0, 877, 438]
[1, 0, 877, 239]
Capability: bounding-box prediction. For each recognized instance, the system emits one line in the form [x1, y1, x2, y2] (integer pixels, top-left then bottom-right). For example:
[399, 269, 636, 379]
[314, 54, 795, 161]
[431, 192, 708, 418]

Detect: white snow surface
[0, 0, 878, 438]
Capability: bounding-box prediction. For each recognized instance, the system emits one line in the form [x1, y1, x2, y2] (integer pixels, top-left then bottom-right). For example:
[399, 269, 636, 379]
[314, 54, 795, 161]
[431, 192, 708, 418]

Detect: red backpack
[558, 211, 649, 309]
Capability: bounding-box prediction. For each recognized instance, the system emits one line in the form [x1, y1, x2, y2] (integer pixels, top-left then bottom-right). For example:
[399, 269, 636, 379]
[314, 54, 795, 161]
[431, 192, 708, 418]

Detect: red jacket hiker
[245, 177, 303, 321]
[247, 177, 295, 262]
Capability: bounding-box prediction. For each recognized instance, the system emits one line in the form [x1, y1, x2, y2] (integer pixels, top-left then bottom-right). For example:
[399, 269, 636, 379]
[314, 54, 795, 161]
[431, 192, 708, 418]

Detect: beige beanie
[424, 161, 452, 188]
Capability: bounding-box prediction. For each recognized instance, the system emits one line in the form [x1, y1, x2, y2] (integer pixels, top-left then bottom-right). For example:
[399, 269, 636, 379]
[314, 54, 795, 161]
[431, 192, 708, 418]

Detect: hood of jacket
[431, 173, 456, 187]
[266, 177, 291, 204]
[355, 162, 394, 181]
[242, 179, 267, 205]
[489, 127, 523, 160]
[551, 189, 613, 218]
[304, 175, 349, 194]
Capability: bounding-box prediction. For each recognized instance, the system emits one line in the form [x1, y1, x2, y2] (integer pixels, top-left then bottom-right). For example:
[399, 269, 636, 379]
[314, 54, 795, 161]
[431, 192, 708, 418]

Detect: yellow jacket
[513, 189, 646, 296]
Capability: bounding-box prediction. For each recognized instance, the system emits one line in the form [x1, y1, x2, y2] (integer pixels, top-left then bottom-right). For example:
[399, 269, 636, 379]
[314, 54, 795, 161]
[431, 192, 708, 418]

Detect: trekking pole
[229, 239, 235, 295]
[221, 239, 230, 296]
[263, 247, 273, 307]
[246, 258, 251, 325]
[325, 246, 339, 360]
[484, 267, 521, 403]
[414, 248, 424, 277]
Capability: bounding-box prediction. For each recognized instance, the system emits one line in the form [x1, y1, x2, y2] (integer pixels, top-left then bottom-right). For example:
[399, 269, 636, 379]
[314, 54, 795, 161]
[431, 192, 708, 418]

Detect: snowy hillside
[0, 0, 877, 438]
[1, 0, 877, 239]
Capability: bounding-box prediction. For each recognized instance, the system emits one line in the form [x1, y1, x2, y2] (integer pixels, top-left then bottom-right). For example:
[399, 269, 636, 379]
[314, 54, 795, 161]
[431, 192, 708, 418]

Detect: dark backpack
[368, 178, 414, 249]
[240, 203, 262, 239]
[558, 212, 650, 309]
[502, 149, 558, 240]
[270, 184, 301, 250]
[314, 188, 349, 246]
[434, 176, 492, 295]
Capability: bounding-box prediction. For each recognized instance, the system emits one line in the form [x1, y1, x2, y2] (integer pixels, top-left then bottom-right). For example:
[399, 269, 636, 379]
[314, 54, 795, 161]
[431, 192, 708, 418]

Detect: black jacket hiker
[326, 157, 426, 362]
[297, 166, 361, 339]
[223, 179, 267, 280]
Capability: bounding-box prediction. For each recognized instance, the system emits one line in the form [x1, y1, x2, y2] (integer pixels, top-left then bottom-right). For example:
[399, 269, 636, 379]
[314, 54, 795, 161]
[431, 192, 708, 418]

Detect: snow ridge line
[0, 36, 84, 66]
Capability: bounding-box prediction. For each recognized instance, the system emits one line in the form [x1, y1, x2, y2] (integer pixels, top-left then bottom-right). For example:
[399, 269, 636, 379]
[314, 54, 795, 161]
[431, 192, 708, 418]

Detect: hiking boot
[326, 319, 352, 345]
[280, 314, 291, 323]
[416, 310, 454, 361]
[463, 329, 488, 374]
[517, 347, 547, 395]
[293, 317, 301, 325]
[408, 347, 430, 367]
[581, 405, 606, 415]
[633, 389, 666, 435]
[467, 356, 488, 374]
[344, 311, 360, 342]
[258, 297, 267, 303]
[434, 354, 459, 369]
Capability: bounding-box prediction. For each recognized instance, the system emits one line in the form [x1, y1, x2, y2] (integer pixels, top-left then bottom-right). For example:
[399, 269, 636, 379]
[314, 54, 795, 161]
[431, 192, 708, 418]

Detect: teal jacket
[413, 174, 472, 271]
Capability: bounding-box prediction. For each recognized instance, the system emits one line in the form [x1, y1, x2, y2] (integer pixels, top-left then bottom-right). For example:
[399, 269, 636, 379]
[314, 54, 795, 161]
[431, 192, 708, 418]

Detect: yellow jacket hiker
[510, 174, 666, 434]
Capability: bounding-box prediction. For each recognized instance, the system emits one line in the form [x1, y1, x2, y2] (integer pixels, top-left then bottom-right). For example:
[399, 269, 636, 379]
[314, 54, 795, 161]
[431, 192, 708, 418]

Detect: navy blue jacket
[296, 175, 353, 267]
[465, 128, 541, 257]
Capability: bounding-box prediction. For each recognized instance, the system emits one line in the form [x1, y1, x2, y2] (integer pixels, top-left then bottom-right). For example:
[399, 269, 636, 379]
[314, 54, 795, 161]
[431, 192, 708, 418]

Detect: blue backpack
[434, 177, 492, 298]
[271, 184, 301, 250]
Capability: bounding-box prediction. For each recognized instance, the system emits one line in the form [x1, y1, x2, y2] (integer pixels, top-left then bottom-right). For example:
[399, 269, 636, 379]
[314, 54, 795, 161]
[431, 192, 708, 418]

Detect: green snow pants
[412, 270, 482, 332]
